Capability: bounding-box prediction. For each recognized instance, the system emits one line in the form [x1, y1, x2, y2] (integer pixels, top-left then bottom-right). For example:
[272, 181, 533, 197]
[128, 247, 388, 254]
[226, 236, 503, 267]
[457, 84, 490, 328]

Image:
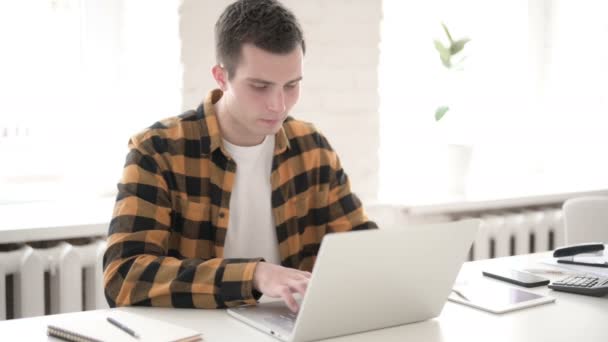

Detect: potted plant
[433, 23, 473, 197]
[433, 22, 470, 121]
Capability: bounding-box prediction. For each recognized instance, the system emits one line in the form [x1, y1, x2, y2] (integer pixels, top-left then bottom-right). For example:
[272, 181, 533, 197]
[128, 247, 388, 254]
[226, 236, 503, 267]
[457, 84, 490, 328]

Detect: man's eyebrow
[285, 76, 303, 84]
[246, 76, 303, 85]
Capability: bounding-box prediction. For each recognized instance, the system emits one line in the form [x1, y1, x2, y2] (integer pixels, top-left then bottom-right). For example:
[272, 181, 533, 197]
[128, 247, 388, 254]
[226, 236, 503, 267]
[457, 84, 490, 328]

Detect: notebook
[47, 310, 202, 342]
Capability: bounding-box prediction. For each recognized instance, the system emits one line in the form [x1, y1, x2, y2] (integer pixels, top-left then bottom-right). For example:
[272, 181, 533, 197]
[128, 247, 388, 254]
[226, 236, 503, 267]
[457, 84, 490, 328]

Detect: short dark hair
[215, 0, 306, 79]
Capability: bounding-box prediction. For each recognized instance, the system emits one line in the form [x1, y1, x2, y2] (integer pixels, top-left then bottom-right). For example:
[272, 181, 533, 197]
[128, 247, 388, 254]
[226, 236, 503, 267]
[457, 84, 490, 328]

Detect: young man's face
[217, 43, 303, 144]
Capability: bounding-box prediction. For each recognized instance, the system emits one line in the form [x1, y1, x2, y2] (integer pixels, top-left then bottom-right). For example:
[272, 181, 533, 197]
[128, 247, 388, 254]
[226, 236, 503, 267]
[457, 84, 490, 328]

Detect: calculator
[548, 274, 608, 296]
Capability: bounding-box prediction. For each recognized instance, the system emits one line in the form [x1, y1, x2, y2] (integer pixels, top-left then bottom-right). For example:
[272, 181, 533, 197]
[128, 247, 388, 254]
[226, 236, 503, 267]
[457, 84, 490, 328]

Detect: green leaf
[435, 106, 450, 121]
[440, 55, 451, 68]
[450, 38, 470, 55]
[441, 22, 454, 44]
[434, 40, 451, 68]
[434, 39, 448, 55]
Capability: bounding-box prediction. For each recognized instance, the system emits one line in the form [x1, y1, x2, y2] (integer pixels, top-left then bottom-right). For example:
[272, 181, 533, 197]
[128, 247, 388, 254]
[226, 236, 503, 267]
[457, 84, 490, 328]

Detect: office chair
[562, 196, 608, 245]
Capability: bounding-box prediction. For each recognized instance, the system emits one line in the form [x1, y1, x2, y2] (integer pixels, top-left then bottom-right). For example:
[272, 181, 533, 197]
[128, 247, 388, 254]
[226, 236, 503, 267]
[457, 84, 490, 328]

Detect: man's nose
[267, 89, 286, 113]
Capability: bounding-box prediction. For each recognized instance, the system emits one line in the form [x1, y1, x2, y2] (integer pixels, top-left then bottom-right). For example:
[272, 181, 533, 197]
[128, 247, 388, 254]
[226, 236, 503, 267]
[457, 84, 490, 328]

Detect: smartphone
[482, 269, 550, 288]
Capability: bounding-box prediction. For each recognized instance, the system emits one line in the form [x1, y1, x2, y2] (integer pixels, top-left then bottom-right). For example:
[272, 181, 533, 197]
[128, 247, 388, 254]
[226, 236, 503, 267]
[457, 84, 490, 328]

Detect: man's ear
[212, 64, 228, 91]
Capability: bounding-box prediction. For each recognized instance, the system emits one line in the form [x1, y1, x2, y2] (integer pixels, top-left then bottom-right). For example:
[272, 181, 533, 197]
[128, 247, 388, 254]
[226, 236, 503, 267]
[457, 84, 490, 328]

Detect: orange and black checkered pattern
[103, 89, 377, 309]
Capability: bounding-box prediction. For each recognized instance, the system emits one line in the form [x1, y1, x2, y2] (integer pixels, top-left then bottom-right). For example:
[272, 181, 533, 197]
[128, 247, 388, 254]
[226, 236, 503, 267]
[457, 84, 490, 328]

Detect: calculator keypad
[549, 274, 608, 296]
[552, 275, 599, 288]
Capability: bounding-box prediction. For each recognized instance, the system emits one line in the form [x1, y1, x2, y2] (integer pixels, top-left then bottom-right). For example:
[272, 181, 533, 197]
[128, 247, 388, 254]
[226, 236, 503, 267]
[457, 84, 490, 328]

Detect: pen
[451, 288, 470, 301]
[557, 259, 608, 268]
[107, 317, 140, 339]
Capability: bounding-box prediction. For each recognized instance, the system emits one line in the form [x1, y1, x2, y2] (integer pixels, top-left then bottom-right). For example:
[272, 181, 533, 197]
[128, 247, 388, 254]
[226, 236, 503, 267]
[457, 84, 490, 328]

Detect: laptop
[227, 219, 480, 342]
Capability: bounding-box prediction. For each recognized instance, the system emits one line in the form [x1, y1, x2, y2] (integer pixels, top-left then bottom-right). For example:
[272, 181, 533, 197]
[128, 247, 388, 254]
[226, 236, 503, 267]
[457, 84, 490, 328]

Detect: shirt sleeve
[322, 139, 379, 233]
[103, 135, 262, 309]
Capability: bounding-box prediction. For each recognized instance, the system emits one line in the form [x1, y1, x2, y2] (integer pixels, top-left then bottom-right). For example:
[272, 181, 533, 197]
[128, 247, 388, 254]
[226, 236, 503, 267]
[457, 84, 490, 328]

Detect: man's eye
[285, 83, 297, 89]
[251, 84, 267, 90]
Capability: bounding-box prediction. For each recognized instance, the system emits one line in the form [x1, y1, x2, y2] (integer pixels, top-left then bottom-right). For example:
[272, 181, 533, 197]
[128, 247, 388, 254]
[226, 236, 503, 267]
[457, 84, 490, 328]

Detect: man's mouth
[260, 118, 282, 125]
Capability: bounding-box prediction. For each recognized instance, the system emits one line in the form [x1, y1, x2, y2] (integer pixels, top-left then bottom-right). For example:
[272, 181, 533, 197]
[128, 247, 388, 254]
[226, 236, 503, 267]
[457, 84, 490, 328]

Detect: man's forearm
[103, 251, 262, 308]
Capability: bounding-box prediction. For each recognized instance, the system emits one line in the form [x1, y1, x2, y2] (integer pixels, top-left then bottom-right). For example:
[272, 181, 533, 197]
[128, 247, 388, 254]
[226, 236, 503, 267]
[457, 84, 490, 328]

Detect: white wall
[179, 0, 381, 203]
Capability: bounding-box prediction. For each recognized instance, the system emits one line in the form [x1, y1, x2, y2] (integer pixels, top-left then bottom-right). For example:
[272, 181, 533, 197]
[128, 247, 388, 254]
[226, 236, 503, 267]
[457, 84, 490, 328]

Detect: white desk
[1, 251, 606, 342]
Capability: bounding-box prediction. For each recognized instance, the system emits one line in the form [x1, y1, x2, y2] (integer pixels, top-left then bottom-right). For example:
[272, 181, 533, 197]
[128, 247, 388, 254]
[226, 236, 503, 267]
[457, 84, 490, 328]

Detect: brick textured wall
[179, 0, 381, 202]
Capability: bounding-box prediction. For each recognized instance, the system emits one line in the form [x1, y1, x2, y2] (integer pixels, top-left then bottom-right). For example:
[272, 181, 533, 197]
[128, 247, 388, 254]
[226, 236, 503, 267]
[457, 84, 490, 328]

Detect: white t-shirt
[221, 134, 281, 264]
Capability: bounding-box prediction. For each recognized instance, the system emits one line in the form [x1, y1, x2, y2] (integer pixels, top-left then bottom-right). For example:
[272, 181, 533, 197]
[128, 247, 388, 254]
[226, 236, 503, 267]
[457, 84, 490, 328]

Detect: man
[103, 0, 377, 313]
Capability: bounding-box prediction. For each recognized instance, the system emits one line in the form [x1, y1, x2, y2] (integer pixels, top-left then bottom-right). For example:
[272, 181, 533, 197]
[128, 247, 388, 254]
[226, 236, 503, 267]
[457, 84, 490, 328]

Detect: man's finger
[287, 278, 308, 297]
[297, 270, 312, 278]
[288, 273, 310, 282]
[279, 286, 299, 312]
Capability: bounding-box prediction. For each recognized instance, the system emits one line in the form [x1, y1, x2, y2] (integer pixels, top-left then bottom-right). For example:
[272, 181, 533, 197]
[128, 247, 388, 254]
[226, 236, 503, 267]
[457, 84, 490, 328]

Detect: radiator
[466, 208, 565, 260]
[0, 239, 108, 320]
[366, 205, 566, 261]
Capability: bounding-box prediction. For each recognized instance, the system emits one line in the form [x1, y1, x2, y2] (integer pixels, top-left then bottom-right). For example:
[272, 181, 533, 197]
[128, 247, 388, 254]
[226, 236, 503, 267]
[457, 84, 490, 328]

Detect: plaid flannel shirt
[103, 89, 378, 309]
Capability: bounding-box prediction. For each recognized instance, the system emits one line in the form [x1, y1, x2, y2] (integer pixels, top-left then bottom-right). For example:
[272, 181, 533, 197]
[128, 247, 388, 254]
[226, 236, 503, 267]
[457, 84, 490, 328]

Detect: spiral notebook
[47, 310, 202, 342]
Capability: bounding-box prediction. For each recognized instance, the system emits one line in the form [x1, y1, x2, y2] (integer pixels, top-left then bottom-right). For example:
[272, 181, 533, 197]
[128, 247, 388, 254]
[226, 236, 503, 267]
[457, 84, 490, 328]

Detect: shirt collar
[202, 89, 291, 156]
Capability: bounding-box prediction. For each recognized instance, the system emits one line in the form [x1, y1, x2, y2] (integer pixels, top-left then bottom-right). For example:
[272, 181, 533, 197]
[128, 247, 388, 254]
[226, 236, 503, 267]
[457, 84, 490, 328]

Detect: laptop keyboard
[264, 311, 298, 331]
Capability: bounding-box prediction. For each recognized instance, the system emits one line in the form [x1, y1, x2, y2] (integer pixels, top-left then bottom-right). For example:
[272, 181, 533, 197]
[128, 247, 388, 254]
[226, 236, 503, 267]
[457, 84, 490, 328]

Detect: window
[379, 0, 608, 205]
[0, 0, 180, 204]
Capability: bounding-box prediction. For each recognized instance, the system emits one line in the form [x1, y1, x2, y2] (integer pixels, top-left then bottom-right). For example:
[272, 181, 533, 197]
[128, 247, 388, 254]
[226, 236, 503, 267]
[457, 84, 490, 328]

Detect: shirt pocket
[173, 197, 214, 241]
[175, 197, 210, 221]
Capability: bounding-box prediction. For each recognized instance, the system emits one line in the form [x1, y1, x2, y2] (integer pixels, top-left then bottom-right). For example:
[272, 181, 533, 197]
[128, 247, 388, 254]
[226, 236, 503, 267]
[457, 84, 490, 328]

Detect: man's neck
[214, 100, 265, 147]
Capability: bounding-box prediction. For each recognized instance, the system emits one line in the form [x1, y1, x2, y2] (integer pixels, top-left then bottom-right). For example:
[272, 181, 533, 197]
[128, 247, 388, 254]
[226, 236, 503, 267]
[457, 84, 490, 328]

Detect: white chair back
[562, 196, 608, 245]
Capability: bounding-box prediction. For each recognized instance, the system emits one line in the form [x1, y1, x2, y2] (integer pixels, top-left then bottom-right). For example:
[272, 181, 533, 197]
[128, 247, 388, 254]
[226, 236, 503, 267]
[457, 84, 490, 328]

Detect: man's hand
[252, 262, 311, 312]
